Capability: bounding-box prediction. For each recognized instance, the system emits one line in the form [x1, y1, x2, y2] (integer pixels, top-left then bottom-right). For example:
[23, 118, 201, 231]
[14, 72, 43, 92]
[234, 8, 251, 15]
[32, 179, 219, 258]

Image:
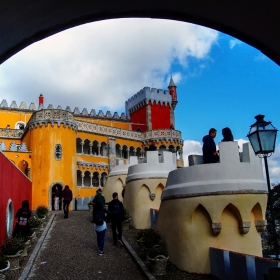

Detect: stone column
[81, 173, 85, 187]
[170, 107, 175, 129]
[80, 141, 84, 154]
[146, 104, 152, 131]
[98, 174, 101, 188]
[120, 147, 123, 158]
[89, 173, 93, 187]
[98, 143, 101, 156]
[108, 137, 116, 172]
[89, 143, 93, 155]
[179, 148, 183, 160]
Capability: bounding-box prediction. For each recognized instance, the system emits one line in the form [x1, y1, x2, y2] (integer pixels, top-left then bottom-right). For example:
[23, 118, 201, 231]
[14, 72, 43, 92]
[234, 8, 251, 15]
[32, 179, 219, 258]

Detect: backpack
[112, 202, 120, 216]
[93, 209, 104, 226]
[17, 209, 30, 226]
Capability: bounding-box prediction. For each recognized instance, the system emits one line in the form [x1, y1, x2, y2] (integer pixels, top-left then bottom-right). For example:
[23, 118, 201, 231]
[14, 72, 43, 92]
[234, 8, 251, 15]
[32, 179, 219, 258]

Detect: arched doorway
[50, 183, 63, 211]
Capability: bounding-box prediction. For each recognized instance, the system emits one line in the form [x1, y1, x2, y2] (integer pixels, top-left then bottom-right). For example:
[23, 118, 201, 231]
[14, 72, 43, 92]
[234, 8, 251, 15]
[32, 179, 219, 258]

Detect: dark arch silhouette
[1, 1, 280, 66]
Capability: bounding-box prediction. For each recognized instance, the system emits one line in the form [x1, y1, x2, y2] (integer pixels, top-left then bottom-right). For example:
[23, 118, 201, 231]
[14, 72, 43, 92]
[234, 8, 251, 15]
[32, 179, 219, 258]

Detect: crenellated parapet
[0, 99, 37, 110]
[125, 87, 172, 118]
[0, 99, 127, 120]
[28, 109, 78, 131]
[73, 107, 127, 120]
[162, 142, 266, 200]
[0, 141, 29, 152]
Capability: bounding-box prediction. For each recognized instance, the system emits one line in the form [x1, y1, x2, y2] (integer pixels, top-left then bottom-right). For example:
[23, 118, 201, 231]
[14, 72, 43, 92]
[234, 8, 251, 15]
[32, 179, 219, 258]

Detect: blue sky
[0, 19, 279, 181]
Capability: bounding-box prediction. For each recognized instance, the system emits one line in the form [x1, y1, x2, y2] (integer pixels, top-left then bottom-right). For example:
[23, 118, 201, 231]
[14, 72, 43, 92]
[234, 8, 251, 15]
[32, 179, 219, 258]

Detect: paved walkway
[21, 211, 148, 280]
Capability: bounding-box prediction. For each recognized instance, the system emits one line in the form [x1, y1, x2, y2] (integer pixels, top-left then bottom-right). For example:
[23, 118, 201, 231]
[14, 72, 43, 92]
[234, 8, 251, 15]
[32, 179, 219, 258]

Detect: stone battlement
[125, 87, 171, 118]
[126, 151, 177, 184]
[162, 142, 267, 200]
[0, 99, 127, 120]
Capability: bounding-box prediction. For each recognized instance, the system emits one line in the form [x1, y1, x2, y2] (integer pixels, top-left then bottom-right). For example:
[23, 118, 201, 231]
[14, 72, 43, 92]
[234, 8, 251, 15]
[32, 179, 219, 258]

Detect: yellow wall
[156, 194, 267, 274]
[124, 178, 166, 229]
[103, 175, 126, 203]
[3, 151, 31, 175]
[77, 131, 108, 142]
[116, 139, 142, 148]
[0, 109, 32, 128]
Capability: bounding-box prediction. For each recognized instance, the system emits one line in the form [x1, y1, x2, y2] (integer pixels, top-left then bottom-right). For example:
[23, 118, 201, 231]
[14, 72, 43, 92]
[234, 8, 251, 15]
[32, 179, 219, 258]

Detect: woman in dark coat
[61, 185, 73, 219]
[13, 200, 31, 237]
[221, 127, 234, 142]
[93, 201, 110, 255]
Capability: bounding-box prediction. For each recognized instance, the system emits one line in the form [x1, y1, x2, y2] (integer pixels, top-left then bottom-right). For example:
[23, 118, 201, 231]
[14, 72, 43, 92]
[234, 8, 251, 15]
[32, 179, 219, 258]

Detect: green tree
[262, 183, 280, 256]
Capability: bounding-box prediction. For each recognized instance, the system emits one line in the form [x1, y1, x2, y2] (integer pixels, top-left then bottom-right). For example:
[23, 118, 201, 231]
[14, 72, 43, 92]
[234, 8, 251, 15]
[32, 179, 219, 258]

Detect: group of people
[12, 185, 73, 237]
[202, 127, 234, 164]
[91, 189, 125, 255]
[12, 187, 124, 257]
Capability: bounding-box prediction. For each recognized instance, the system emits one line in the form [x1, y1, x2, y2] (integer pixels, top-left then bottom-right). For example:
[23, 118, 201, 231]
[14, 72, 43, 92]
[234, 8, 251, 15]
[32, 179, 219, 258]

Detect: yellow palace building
[0, 78, 184, 210]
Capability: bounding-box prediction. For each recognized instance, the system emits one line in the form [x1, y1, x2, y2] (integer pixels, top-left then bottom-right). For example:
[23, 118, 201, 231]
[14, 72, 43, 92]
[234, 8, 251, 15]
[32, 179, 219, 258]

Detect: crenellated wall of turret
[125, 87, 171, 119]
[124, 151, 177, 229]
[0, 99, 127, 121]
[156, 142, 267, 274]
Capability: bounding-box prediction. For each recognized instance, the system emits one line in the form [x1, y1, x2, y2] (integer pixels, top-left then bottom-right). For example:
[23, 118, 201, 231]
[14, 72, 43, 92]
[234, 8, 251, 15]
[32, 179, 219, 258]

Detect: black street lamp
[247, 114, 279, 258]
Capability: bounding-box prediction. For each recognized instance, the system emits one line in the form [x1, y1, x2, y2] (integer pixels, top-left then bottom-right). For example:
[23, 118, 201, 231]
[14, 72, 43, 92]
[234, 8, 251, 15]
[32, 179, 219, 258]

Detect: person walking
[91, 188, 105, 223]
[108, 192, 125, 247]
[61, 185, 73, 219]
[54, 186, 60, 211]
[93, 201, 110, 255]
[13, 200, 31, 237]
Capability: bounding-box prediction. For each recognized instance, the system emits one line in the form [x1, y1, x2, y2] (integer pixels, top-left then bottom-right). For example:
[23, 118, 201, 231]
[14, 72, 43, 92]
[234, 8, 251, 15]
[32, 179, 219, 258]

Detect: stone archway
[49, 181, 65, 211]
[1, 2, 280, 66]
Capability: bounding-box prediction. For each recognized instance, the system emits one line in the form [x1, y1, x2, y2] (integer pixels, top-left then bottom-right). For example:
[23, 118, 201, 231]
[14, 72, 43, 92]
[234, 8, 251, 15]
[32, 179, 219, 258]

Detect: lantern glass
[259, 130, 277, 153]
[248, 132, 261, 154]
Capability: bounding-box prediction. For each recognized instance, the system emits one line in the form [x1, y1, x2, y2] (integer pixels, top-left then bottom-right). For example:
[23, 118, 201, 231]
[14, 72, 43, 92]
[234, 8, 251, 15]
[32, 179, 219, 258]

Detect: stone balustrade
[0, 128, 24, 139]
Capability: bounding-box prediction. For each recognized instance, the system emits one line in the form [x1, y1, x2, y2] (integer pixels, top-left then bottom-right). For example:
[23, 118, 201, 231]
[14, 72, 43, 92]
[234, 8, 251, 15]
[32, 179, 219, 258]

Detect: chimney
[39, 94, 44, 108]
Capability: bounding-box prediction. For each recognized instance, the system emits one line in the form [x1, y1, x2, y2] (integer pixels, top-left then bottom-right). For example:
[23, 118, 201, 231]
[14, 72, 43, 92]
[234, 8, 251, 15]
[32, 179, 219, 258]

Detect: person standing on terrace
[202, 128, 219, 164]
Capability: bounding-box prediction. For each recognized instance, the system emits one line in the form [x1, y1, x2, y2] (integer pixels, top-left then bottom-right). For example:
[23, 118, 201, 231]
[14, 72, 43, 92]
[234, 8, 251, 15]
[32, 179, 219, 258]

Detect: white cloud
[0, 19, 218, 113]
[183, 140, 202, 166]
[254, 53, 267, 61]
[268, 144, 280, 180]
[229, 39, 242, 49]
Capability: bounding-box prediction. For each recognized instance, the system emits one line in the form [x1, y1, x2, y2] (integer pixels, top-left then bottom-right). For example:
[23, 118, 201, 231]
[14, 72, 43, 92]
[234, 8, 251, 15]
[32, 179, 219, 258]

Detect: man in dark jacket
[61, 185, 73, 219]
[202, 128, 219, 164]
[108, 192, 124, 247]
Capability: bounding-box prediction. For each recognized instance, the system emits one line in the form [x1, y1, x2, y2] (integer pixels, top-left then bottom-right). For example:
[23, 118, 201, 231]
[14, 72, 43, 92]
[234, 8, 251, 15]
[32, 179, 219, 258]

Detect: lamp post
[247, 114, 279, 258]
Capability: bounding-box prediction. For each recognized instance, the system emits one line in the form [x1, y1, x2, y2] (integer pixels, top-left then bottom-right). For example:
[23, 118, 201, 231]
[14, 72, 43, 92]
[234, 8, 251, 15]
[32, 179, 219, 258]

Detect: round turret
[28, 109, 77, 209]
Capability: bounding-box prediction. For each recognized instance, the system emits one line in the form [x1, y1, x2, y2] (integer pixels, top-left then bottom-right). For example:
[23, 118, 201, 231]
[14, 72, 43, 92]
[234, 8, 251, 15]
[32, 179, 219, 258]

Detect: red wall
[151, 102, 171, 130]
[130, 106, 147, 132]
[0, 152, 32, 244]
